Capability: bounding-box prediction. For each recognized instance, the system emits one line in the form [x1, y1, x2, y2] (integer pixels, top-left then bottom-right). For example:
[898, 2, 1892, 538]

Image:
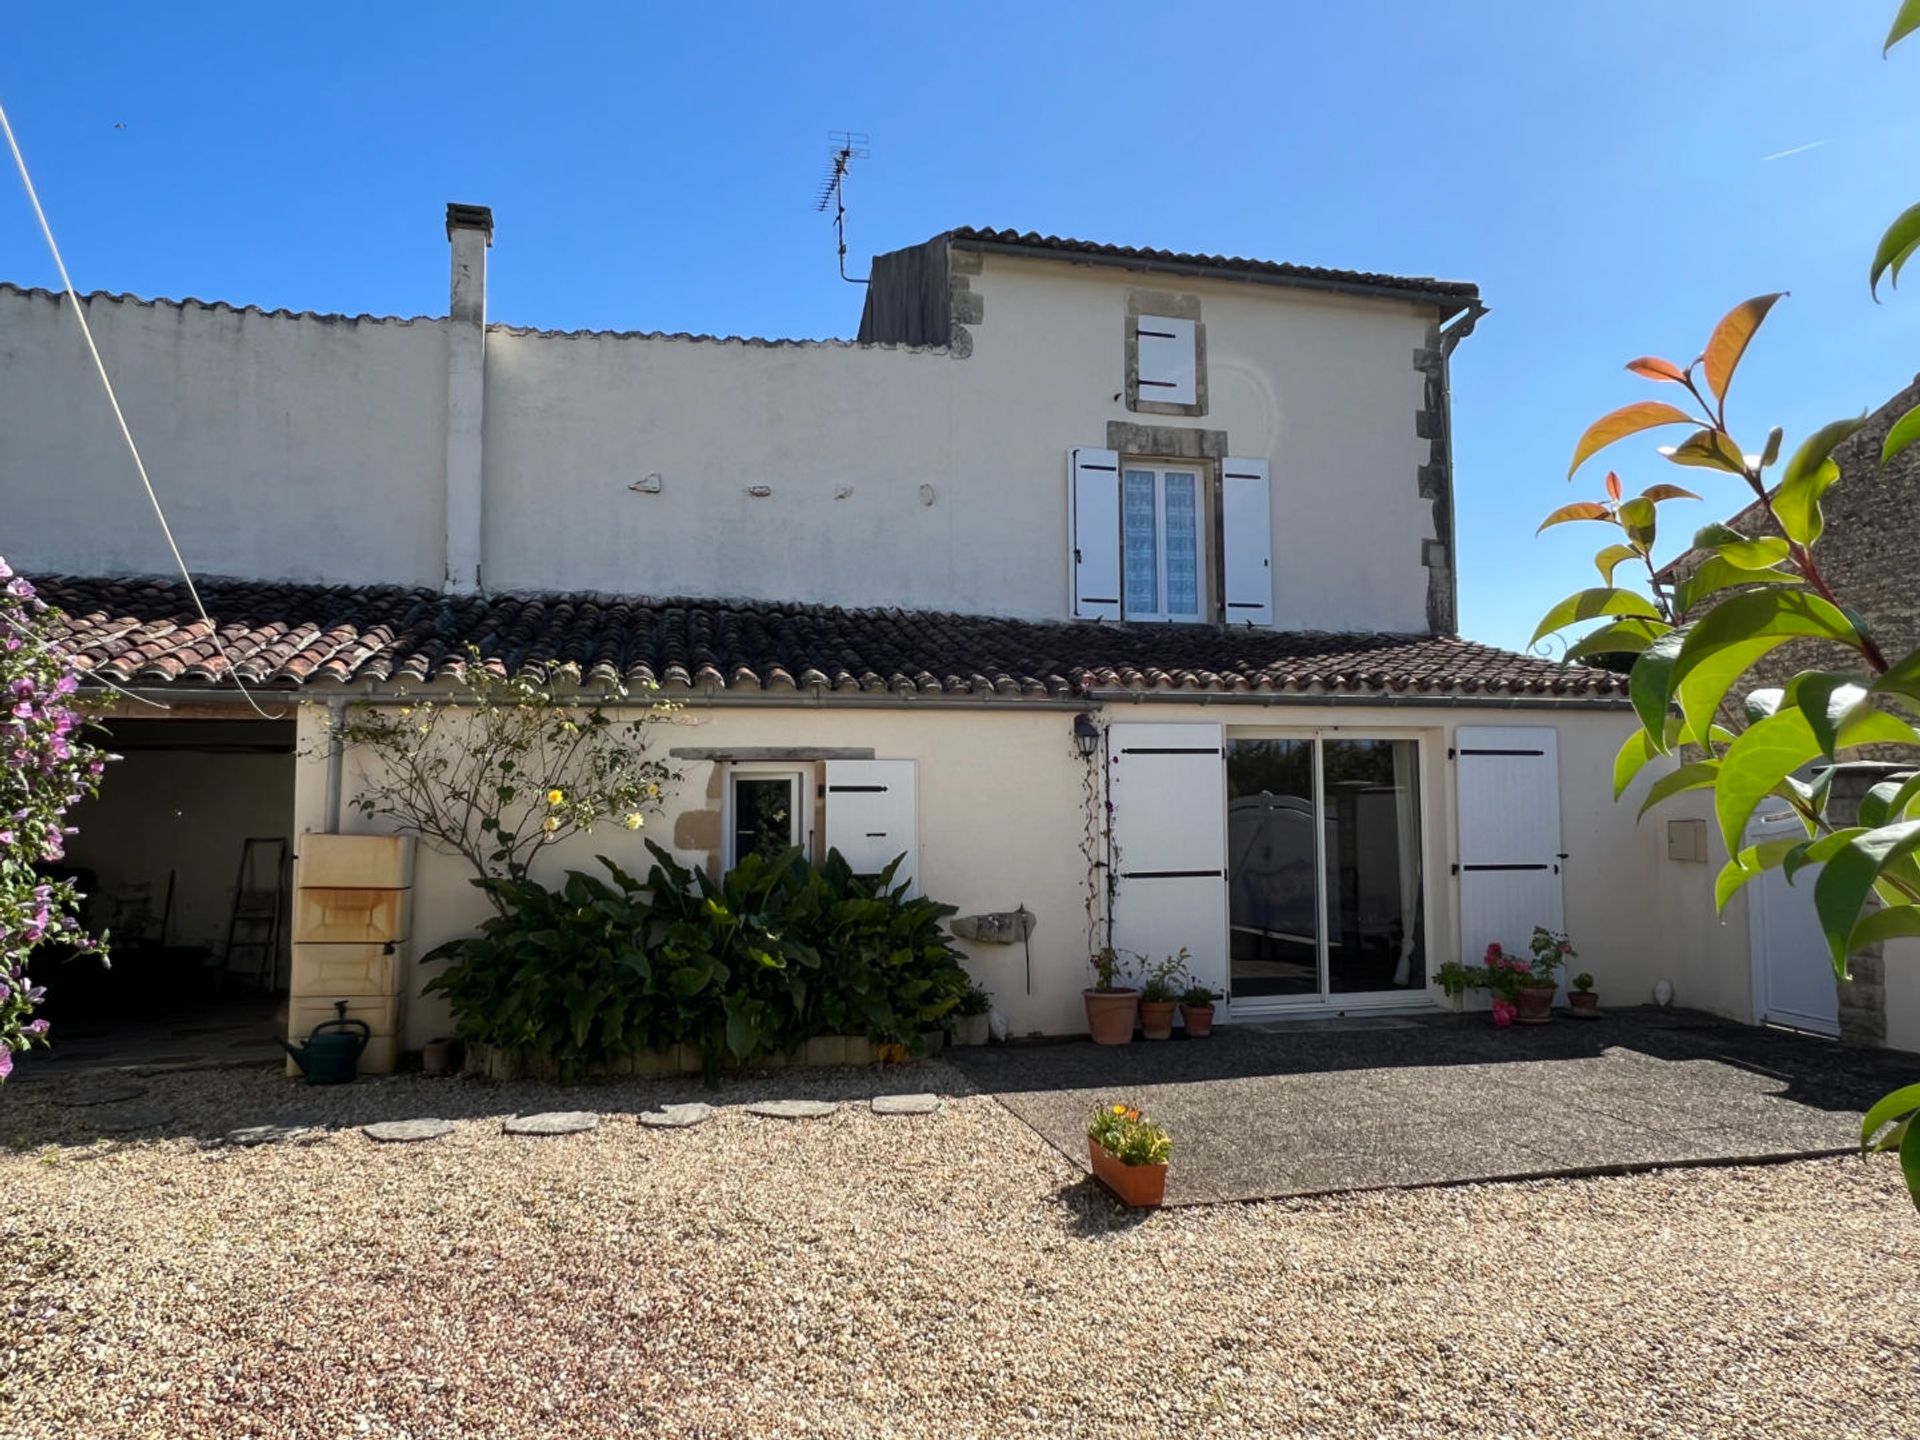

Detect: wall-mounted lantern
[1073, 713, 1101, 758]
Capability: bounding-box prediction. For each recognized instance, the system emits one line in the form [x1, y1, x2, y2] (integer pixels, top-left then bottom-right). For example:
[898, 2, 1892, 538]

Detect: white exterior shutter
[1070, 447, 1122, 620]
[824, 759, 918, 893]
[1107, 722, 1230, 1015]
[1135, 316, 1196, 405]
[1455, 726, 1565, 993]
[1221, 457, 1273, 625]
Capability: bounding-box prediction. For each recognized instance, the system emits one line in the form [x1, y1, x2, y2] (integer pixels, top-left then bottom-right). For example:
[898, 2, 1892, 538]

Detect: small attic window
[1134, 316, 1197, 406]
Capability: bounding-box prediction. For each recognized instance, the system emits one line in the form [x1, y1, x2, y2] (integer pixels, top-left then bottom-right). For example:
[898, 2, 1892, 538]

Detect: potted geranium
[1083, 947, 1138, 1046]
[1137, 950, 1187, 1042]
[1437, 927, 1572, 1026]
[1178, 980, 1217, 1039]
[1086, 1102, 1171, 1208]
[1569, 970, 1600, 1018]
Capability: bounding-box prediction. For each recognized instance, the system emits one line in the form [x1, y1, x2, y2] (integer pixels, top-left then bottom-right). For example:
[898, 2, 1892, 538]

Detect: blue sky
[2, 2, 1915, 651]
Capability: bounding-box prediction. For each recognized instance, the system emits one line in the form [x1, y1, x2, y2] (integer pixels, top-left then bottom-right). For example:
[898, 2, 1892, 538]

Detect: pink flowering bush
[0, 555, 111, 1079]
[1436, 928, 1576, 1006]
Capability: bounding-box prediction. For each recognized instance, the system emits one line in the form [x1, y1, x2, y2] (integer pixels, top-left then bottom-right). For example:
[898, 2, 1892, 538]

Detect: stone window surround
[1105, 422, 1231, 623]
[1124, 290, 1208, 417]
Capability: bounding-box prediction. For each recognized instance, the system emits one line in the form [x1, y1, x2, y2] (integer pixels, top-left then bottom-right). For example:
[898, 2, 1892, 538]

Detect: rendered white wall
[0, 287, 447, 587]
[294, 698, 1754, 1048]
[1, 250, 1440, 631]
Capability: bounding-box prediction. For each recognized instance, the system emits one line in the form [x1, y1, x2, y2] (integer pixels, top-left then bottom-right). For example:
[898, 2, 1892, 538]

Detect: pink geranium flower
[1491, 999, 1517, 1027]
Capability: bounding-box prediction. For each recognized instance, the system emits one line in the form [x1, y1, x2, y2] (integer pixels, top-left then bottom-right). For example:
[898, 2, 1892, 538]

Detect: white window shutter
[824, 760, 918, 893]
[1221, 456, 1273, 625]
[1070, 447, 1122, 620]
[1136, 316, 1196, 405]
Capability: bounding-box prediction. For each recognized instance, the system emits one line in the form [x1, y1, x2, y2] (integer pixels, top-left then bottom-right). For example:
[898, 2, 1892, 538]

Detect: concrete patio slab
[949, 1008, 1916, 1204]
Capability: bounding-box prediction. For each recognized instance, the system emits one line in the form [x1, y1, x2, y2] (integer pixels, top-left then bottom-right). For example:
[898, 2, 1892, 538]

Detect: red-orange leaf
[1626, 356, 1687, 383]
[1701, 293, 1785, 404]
[1605, 471, 1623, 501]
[1567, 401, 1700, 478]
[1537, 501, 1614, 533]
[1640, 483, 1703, 504]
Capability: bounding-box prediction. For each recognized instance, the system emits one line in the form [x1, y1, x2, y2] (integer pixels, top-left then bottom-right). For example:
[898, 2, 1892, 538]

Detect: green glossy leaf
[1617, 496, 1657, 551]
[1873, 648, 1920, 707]
[1813, 821, 1920, 970]
[1863, 772, 1920, 830]
[1538, 501, 1613, 532]
[1629, 628, 1691, 748]
[1863, 1082, 1920, 1152]
[1788, 672, 1871, 759]
[1660, 427, 1747, 474]
[1760, 426, 1784, 469]
[1714, 836, 1803, 914]
[1529, 587, 1662, 648]
[1568, 400, 1700, 478]
[1692, 523, 1790, 570]
[1870, 201, 1920, 298]
[1594, 542, 1639, 585]
[1883, 402, 1920, 465]
[1773, 416, 1866, 545]
[1900, 1122, 1920, 1211]
[1889, 0, 1920, 53]
[1672, 555, 1801, 615]
[1848, 905, 1920, 957]
[1565, 617, 1669, 662]
[1702, 294, 1783, 403]
[1714, 710, 1821, 854]
[1743, 687, 1784, 723]
[1783, 827, 1866, 886]
[1638, 760, 1719, 820]
[1671, 590, 1864, 743]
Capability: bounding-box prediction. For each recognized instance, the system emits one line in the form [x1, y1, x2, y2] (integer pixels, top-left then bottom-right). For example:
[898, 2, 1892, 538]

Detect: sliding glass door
[1226, 735, 1426, 1007]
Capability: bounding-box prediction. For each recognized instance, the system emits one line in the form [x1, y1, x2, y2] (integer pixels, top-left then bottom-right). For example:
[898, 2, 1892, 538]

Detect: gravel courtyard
[4, 1062, 1918, 1439]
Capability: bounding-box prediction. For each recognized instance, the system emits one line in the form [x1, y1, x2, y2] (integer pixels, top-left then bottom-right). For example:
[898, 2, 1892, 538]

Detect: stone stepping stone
[637, 1102, 715, 1130]
[363, 1118, 454, 1144]
[226, 1124, 315, 1147]
[503, 1111, 599, 1137]
[92, 1105, 172, 1133]
[52, 1084, 148, 1108]
[871, 1093, 941, 1116]
[746, 1099, 838, 1120]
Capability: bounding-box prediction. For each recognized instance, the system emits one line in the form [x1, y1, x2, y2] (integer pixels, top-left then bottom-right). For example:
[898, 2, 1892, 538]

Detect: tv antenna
[814, 130, 870, 285]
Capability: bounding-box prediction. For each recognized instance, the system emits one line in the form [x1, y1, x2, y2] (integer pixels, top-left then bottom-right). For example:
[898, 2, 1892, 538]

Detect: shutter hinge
[1450, 862, 1460, 876]
[1447, 746, 1457, 760]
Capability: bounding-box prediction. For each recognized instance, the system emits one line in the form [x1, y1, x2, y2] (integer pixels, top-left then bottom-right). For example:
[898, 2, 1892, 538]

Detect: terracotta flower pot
[1180, 1003, 1215, 1038]
[1514, 984, 1557, 1025]
[1568, 990, 1600, 1017]
[1088, 1140, 1168, 1208]
[1138, 999, 1177, 1041]
[1083, 989, 1139, 1045]
[421, 1037, 460, 1077]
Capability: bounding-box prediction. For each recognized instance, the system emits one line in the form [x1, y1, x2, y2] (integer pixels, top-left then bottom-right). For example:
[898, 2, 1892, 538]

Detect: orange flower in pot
[1083, 947, 1139, 1045]
[1086, 1102, 1171, 1208]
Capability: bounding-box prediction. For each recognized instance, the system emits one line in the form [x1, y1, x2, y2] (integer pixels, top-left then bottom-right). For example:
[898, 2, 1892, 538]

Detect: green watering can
[282, 1000, 370, 1085]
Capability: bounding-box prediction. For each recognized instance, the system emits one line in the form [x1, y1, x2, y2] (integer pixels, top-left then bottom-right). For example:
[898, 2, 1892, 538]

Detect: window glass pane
[1226, 739, 1320, 998]
[733, 776, 797, 863]
[1164, 471, 1198, 617]
[1123, 469, 1158, 615]
[1323, 740, 1425, 994]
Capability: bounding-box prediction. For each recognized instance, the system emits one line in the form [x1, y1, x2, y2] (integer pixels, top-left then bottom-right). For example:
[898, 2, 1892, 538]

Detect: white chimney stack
[443, 203, 492, 594]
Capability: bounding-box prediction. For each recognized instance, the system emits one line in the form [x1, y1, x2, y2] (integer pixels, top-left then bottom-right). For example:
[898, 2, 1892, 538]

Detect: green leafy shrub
[423, 841, 970, 1082]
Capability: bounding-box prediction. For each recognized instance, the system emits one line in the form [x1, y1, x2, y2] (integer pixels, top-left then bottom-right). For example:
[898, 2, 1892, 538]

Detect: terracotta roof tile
[32, 575, 1624, 701]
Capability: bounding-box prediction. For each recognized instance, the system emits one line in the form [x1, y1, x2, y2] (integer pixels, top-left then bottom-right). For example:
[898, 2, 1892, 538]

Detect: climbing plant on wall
[1532, 4, 1920, 1208]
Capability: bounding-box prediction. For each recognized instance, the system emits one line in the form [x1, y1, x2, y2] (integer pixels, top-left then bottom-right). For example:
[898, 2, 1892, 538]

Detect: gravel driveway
[4, 1062, 1918, 1438]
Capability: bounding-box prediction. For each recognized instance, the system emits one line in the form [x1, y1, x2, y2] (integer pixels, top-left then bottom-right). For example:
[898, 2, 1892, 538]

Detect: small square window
[1135, 315, 1197, 406]
[725, 767, 812, 869]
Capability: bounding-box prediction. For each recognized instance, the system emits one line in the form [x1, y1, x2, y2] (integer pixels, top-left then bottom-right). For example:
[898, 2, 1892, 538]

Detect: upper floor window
[1122, 464, 1203, 622]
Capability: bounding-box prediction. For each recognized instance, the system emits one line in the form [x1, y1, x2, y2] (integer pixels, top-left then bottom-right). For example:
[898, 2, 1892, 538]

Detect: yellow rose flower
[547, 788, 564, 806]
[542, 816, 559, 833]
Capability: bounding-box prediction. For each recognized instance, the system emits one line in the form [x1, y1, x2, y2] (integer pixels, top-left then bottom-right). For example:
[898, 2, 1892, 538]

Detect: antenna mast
[814, 130, 870, 285]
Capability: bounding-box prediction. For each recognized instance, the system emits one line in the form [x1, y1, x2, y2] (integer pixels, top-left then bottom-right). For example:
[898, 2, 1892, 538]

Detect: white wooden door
[1455, 726, 1564, 988]
[1107, 722, 1229, 1016]
[1747, 802, 1839, 1035]
[824, 760, 918, 894]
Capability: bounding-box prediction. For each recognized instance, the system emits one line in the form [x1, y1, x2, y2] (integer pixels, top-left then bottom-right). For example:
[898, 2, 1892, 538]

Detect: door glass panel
[1164, 471, 1199, 617]
[1122, 469, 1159, 615]
[1226, 739, 1321, 998]
[732, 775, 798, 865]
[1323, 740, 1424, 994]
